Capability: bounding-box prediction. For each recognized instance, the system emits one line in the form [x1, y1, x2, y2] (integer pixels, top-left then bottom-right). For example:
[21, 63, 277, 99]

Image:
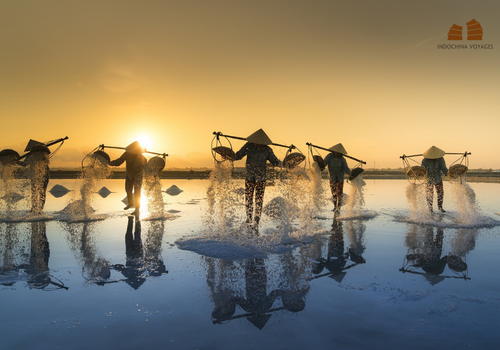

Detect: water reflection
[310, 219, 366, 282]
[401, 224, 472, 284]
[112, 217, 168, 289]
[0, 222, 68, 290]
[61, 217, 168, 288]
[63, 221, 110, 286]
[206, 247, 313, 328]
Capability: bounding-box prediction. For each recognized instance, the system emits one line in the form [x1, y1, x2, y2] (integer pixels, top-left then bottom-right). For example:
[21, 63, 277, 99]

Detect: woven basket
[283, 152, 306, 169]
[93, 150, 110, 163]
[448, 164, 468, 178]
[146, 156, 166, 176]
[349, 168, 365, 181]
[447, 255, 468, 272]
[406, 166, 426, 179]
[312, 155, 326, 171]
[0, 149, 20, 164]
[212, 146, 236, 161]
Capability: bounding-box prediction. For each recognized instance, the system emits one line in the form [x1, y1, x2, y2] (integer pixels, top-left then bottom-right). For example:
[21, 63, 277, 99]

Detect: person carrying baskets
[234, 129, 283, 231]
[323, 143, 351, 213]
[421, 146, 448, 213]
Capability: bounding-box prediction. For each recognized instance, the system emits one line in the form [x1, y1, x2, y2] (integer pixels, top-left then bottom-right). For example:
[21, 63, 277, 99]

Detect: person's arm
[234, 143, 249, 161]
[109, 152, 127, 167]
[323, 153, 329, 166]
[267, 148, 282, 167]
[342, 157, 351, 175]
[440, 158, 448, 175]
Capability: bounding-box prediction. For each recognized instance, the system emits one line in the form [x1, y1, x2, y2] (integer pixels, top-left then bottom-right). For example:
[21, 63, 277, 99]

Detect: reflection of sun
[136, 135, 152, 150]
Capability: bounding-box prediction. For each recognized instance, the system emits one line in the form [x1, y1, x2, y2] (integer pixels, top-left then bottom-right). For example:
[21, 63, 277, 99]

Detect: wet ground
[1, 178, 500, 349]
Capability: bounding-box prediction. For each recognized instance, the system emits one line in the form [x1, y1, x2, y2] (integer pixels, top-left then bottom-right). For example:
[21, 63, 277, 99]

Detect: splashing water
[298, 165, 328, 233]
[344, 176, 366, 217]
[449, 181, 479, 224]
[306, 163, 327, 216]
[0, 162, 26, 216]
[274, 169, 305, 237]
[405, 183, 428, 220]
[205, 162, 243, 235]
[63, 153, 111, 218]
[20, 152, 50, 215]
[144, 173, 165, 218]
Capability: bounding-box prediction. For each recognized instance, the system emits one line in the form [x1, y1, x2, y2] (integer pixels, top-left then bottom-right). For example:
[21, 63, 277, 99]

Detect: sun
[136, 135, 152, 150]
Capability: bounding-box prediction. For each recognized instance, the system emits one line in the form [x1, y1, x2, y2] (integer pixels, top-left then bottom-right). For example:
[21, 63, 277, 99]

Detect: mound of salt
[1, 192, 24, 203]
[166, 185, 183, 196]
[97, 187, 112, 198]
[60, 199, 96, 215]
[49, 184, 71, 198]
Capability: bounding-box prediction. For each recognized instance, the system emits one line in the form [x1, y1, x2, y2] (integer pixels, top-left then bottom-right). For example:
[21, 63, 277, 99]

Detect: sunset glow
[136, 135, 152, 151]
[0, 1, 498, 169]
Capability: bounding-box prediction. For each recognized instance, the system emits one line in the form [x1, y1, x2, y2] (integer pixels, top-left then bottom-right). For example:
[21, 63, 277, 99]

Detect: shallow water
[1, 178, 500, 349]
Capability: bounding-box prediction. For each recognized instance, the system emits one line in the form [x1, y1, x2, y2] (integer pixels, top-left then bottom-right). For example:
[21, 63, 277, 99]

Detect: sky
[1, 0, 499, 169]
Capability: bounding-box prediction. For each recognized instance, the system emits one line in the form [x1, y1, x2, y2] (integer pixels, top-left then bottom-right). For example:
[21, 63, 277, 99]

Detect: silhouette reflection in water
[401, 225, 471, 284]
[111, 216, 167, 289]
[61, 217, 167, 288]
[207, 251, 312, 328]
[0, 222, 67, 290]
[311, 218, 366, 283]
[63, 221, 111, 284]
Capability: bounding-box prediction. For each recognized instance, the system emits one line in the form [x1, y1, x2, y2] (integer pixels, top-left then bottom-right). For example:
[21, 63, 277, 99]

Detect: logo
[448, 19, 482, 40]
[438, 19, 493, 49]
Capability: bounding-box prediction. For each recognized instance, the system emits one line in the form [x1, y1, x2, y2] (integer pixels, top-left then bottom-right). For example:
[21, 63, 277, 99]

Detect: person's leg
[329, 180, 338, 210]
[124, 177, 134, 209]
[253, 181, 266, 226]
[245, 180, 256, 223]
[335, 181, 344, 212]
[39, 173, 49, 211]
[133, 178, 143, 213]
[31, 180, 38, 213]
[425, 182, 434, 212]
[435, 181, 445, 212]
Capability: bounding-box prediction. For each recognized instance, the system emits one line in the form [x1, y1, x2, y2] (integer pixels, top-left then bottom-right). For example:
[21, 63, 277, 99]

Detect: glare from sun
[136, 135, 152, 150]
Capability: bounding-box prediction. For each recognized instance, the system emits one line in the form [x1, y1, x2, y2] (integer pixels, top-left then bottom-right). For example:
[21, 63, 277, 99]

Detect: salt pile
[49, 184, 71, 198]
[97, 187, 112, 198]
[166, 185, 183, 196]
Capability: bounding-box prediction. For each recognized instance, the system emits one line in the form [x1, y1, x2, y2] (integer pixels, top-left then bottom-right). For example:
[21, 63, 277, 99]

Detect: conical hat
[246, 129, 272, 145]
[423, 146, 445, 159]
[328, 143, 347, 155]
[126, 141, 145, 154]
[24, 139, 45, 152]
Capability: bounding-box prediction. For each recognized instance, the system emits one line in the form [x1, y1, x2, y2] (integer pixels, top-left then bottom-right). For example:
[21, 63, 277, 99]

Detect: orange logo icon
[448, 19, 483, 40]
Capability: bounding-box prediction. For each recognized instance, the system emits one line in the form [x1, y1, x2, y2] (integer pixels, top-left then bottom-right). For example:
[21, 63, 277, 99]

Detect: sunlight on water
[144, 173, 165, 219]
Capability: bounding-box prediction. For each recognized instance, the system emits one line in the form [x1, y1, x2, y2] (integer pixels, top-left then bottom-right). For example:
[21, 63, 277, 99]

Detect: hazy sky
[1, 0, 499, 169]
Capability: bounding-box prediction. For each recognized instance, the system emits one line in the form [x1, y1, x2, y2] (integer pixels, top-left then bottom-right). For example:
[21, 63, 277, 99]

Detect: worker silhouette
[109, 141, 146, 215]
